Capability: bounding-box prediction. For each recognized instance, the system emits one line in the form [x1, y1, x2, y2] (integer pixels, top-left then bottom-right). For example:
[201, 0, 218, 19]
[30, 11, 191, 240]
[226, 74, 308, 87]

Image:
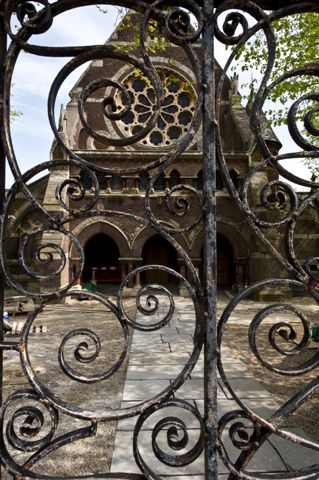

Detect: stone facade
[6, 14, 319, 299]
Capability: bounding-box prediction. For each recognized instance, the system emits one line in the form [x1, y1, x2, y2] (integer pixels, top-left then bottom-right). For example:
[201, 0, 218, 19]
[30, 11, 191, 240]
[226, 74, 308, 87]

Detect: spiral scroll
[1, 1, 319, 479]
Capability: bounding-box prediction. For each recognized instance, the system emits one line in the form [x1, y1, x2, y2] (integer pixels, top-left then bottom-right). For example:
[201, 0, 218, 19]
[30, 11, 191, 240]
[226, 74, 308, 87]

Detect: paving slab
[111, 295, 317, 478]
[123, 380, 172, 401]
[128, 352, 191, 365]
[130, 344, 171, 353]
[267, 428, 319, 469]
[126, 364, 189, 380]
[219, 429, 287, 473]
[173, 378, 226, 400]
[111, 430, 205, 476]
[219, 378, 275, 400]
[117, 400, 199, 431]
[161, 333, 194, 343]
[190, 359, 254, 379]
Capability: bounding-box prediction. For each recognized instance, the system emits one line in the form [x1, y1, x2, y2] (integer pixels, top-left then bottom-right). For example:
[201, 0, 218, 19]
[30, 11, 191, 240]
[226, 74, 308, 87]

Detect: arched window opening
[97, 173, 107, 190]
[230, 169, 240, 190]
[154, 172, 166, 191]
[111, 175, 122, 192]
[80, 170, 93, 190]
[139, 172, 149, 191]
[170, 170, 180, 189]
[80, 171, 107, 190]
[196, 170, 203, 190]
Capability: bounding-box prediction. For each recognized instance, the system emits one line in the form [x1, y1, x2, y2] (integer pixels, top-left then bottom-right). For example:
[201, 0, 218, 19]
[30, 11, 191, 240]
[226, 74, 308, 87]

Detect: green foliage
[10, 86, 22, 121]
[109, 9, 170, 54]
[234, 12, 319, 173]
[10, 107, 22, 120]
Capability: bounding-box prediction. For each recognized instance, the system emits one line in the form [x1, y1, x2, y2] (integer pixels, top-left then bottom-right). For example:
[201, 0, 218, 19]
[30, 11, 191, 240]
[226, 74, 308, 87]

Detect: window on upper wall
[196, 170, 203, 190]
[115, 67, 197, 148]
[196, 170, 224, 190]
[97, 173, 107, 190]
[111, 175, 122, 191]
[153, 172, 166, 191]
[170, 170, 180, 189]
[229, 169, 240, 190]
[80, 170, 93, 190]
[80, 171, 107, 190]
[139, 172, 149, 191]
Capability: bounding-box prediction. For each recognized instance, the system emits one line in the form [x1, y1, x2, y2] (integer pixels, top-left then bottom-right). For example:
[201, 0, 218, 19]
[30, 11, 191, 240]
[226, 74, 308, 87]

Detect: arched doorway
[199, 233, 236, 288]
[83, 233, 121, 284]
[142, 234, 179, 285]
[217, 233, 235, 288]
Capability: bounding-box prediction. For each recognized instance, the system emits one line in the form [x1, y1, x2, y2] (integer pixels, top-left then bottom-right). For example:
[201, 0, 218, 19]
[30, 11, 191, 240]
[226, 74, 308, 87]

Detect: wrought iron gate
[1, 1, 319, 478]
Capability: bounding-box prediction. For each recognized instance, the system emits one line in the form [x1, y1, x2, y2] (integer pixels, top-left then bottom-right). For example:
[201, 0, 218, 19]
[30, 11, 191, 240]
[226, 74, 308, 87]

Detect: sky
[6, 5, 311, 190]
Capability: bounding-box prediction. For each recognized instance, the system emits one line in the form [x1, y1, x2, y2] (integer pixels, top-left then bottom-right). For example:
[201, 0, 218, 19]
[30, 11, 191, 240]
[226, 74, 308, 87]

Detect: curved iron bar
[0, 0, 319, 479]
[214, 1, 319, 478]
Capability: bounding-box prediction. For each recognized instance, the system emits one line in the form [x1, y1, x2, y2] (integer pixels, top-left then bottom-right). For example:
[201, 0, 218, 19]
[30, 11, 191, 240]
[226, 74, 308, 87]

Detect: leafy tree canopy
[234, 12, 319, 172]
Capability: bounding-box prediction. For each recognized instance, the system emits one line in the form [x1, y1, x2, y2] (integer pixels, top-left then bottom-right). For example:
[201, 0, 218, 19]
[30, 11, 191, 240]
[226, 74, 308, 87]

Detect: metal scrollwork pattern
[0, 1, 319, 479]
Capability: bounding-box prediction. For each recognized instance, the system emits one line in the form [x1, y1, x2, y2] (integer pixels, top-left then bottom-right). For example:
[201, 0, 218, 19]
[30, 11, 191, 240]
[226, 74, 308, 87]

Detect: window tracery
[115, 68, 197, 147]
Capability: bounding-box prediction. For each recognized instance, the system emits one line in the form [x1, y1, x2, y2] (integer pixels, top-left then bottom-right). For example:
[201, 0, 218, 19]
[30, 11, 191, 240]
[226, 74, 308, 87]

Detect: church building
[5, 13, 319, 299]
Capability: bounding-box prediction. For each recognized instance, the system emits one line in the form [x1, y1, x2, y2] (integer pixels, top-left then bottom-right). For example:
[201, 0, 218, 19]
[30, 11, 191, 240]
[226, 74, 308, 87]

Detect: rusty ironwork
[0, 0, 319, 479]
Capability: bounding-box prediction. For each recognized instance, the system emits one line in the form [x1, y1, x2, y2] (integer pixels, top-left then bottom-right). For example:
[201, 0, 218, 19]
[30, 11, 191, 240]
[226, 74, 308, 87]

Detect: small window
[97, 173, 107, 190]
[197, 170, 223, 190]
[196, 170, 203, 190]
[139, 172, 149, 191]
[154, 172, 166, 191]
[170, 170, 180, 189]
[230, 169, 240, 190]
[111, 175, 122, 191]
[80, 170, 93, 190]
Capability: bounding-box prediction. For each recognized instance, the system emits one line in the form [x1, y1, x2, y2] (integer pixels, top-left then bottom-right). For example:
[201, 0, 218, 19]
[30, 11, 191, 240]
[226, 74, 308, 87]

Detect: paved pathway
[111, 295, 318, 478]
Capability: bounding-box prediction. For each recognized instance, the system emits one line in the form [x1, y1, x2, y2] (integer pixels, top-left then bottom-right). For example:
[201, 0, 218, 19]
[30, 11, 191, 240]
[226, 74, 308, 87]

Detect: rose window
[115, 69, 197, 147]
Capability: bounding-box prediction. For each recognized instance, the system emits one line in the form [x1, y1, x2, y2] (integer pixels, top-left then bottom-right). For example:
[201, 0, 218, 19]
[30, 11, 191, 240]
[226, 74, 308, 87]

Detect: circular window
[115, 68, 197, 147]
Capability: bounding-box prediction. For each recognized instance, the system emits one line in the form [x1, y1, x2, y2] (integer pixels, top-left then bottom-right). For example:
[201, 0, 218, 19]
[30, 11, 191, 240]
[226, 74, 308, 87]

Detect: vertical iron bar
[202, 0, 217, 479]
[0, 4, 6, 480]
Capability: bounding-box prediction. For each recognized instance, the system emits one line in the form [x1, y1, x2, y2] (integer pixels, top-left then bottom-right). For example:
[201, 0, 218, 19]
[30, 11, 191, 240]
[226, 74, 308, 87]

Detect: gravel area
[1, 297, 136, 477]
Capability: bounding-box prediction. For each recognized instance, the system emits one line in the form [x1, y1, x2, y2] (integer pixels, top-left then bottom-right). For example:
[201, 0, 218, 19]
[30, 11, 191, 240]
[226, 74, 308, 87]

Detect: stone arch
[131, 226, 189, 259]
[82, 233, 121, 284]
[191, 222, 249, 259]
[191, 222, 249, 288]
[70, 219, 130, 259]
[70, 219, 130, 285]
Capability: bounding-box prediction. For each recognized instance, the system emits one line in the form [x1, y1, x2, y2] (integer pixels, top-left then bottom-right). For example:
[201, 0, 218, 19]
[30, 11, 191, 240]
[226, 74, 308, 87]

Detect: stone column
[119, 257, 143, 294]
[119, 260, 127, 283]
[234, 257, 248, 291]
[178, 258, 188, 296]
[190, 257, 202, 284]
[134, 258, 143, 288]
[105, 175, 112, 193]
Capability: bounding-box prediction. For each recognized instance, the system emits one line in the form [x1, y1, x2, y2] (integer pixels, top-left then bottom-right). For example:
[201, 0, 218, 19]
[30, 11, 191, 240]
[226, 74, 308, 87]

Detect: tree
[233, 11, 319, 172]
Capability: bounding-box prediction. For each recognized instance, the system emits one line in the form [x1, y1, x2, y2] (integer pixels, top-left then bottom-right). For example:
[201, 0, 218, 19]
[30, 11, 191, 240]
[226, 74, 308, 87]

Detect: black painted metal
[0, 1, 319, 479]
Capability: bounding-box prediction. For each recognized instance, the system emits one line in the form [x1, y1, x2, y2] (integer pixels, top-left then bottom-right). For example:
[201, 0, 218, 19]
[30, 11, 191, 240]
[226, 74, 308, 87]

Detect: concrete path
[111, 295, 318, 478]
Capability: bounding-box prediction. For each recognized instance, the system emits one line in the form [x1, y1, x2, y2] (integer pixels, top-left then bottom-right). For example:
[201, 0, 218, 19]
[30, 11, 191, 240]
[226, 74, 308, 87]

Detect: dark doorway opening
[83, 233, 121, 284]
[217, 233, 235, 288]
[142, 234, 179, 285]
[199, 233, 235, 289]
